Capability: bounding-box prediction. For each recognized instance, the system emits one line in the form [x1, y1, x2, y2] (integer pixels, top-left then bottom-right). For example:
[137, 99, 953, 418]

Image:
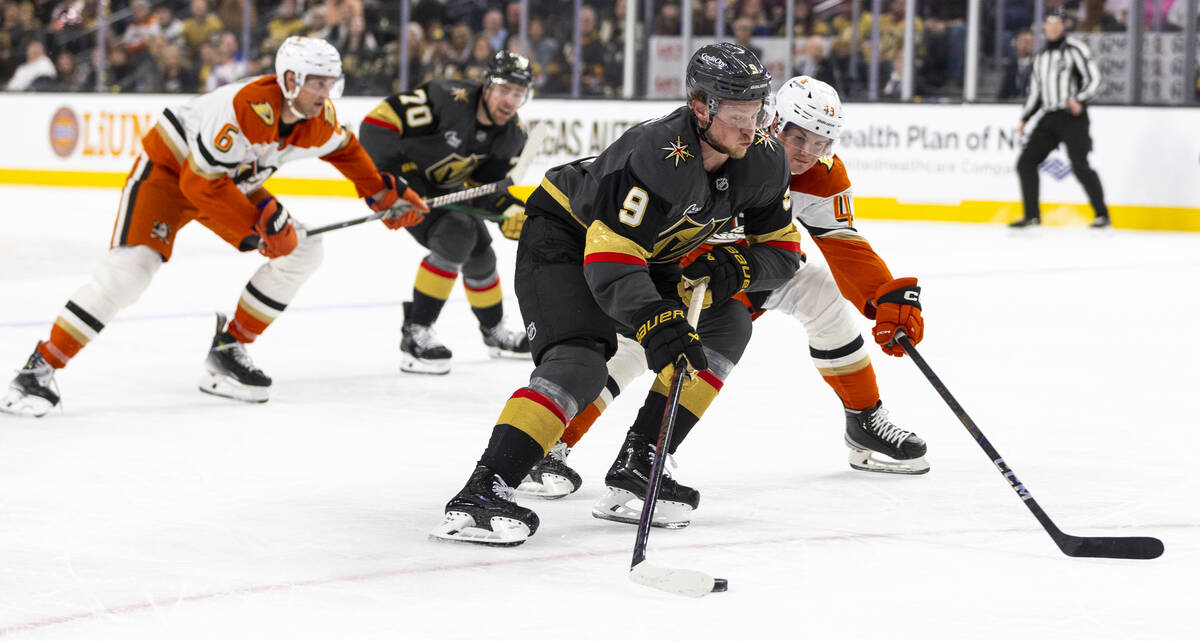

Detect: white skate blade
[0, 388, 55, 417]
[847, 447, 930, 475]
[486, 346, 533, 360]
[630, 562, 726, 598]
[591, 487, 692, 529]
[515, 472, 577, 500]
[400, 354, 451, 375]
[198, 371, 269, 403]
[429, 511, 531, 546]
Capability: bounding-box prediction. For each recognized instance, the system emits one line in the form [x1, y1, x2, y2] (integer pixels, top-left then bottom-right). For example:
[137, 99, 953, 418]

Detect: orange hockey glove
[871, 277, 923, 356]
[369, 173, 429, 229]
[254, 196, 298, 259]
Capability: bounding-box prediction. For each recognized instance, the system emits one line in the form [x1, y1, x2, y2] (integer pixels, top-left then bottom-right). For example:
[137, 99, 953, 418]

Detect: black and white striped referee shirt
[1020, 36, 1102, 122]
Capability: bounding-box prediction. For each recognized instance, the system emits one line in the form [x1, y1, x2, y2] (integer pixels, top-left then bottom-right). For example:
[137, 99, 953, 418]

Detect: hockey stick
[892, 329, 1164, 560]
[629, 281, 730, 597]
[258, 122, 550, 246]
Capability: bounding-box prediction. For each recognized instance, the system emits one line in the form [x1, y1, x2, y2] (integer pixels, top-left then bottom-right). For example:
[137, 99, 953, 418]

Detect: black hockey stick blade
[1055, 533, 1164, 560]
[893, 330, 1164, 561]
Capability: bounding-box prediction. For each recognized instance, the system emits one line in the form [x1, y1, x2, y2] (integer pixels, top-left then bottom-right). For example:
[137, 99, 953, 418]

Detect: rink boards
[0, 92, 1197, 231]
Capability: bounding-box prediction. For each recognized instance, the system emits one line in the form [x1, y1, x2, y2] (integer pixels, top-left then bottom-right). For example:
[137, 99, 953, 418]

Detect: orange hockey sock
[822, 361, 881, 411]
[561, 400, 605, 447]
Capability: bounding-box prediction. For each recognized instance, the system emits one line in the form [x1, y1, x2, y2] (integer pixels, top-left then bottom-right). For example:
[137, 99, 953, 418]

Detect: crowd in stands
[0, 0, 1193, 99]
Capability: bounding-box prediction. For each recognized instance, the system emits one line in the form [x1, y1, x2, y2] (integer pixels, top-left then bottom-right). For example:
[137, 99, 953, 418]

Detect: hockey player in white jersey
[522, 76, 929, 504]
[2, 36, 428, 416]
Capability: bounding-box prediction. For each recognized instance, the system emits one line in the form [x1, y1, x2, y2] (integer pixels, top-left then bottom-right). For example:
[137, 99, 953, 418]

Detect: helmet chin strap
[286, 98, 309, 121]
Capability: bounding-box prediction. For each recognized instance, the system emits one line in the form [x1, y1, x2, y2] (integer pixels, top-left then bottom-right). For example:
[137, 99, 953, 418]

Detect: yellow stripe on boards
[3, 169, 1197, 232]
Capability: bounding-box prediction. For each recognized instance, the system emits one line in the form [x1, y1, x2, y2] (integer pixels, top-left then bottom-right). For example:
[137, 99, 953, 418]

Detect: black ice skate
[1, 344, 60, 418]
[592, 431, 700, 529]
[198, 313, 271, 403]
[1089, 215, 1112, 229]
[430, 465, 540, 546]
[1008, 216, 1041, 229]
[516, 440, 582, 499]
[481, 321, 532, 360]
[844, 401, 930, 475]
[400, 302, 452, 375]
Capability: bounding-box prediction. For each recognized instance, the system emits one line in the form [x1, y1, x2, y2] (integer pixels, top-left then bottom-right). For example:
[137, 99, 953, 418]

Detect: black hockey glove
[632, 300, 708, 373]
[678, 244, 752, 308]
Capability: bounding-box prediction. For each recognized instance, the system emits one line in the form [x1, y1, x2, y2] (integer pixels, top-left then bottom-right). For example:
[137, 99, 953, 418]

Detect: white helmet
[773, 75, 843, 141]
[275, 36, 344, 101]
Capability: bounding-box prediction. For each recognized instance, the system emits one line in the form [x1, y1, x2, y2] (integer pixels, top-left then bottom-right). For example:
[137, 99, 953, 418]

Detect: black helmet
[686, 43, 772, 113]
[487, 50, 533, 88]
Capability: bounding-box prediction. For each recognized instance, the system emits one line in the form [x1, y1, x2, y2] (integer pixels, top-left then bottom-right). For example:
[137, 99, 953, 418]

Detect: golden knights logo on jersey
[652, 212, 734, 262]
[427, 153, 486, 187]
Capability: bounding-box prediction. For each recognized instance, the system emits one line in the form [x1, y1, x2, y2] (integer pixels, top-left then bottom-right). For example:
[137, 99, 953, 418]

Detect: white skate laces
[491, 475, 516, 502]
[215, 340, 258, 372]
[547, 441, 570, 463]
[868, 406, 912, 446]
[407, 323, 443, 349]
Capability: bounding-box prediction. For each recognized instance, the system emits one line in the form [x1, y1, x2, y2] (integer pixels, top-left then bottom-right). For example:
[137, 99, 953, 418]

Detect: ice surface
[1, 185, 1196, 639]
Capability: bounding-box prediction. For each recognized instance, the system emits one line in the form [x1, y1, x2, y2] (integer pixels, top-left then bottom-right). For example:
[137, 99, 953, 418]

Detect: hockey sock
[410, 255, 458, 326]
[481, 387, 568, 486]
[629, 366, 725, 454]
[823, 361, 881, 411]
[229, 237, 322, 343]
[39, 245, 161, 368]
[561, 399, 604, 447]
[463, 271, 503, 329]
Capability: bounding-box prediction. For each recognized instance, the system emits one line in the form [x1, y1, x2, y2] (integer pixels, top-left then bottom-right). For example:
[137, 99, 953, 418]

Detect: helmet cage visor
[778, 122, 834, 157]
[486, 77, 532, 107]
[710, 93, 776, 131]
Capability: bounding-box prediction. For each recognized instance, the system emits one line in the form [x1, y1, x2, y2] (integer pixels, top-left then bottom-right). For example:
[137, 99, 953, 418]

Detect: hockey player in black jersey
[359, 51, 534, 375]
[431, 43, 805, 545]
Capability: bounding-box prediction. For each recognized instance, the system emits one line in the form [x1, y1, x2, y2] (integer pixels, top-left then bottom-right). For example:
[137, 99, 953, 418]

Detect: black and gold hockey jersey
[526, 105, 804, 326]
[358, 79, 527, 197]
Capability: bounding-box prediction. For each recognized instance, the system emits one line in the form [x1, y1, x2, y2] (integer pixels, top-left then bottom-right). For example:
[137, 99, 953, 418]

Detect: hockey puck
[711, 578, 729, 592]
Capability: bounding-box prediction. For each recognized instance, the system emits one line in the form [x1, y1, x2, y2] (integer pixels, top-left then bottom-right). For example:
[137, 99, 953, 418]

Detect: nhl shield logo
[715, 177, 729, 191]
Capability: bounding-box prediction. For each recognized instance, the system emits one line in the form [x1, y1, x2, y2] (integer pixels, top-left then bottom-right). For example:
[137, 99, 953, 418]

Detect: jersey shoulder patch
[232, 76, 283, 145]
[790, 154, 851, 198]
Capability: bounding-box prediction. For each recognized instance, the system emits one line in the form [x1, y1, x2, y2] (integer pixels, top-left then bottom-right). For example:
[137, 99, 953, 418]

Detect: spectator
[106, 44, 136, 91]
[1079, 0, 1129, 32]
[527, 17, 559, 68]
[736, 0, 771, 36]
[578, 5, 606, 96]
[794, 36, 840, 88]
[6, 39, 56, 90]
[154, 5, 185, 46]
[998, 28, 1035, 100]
[654, 2, 680, 35]
[505, 2, 522, 39]
[121, 0, 161, 55]
[52, 47, 88, 90]
[732, 17, 763, 62]
[159, 42, 198, 93]
[212, 0, 257, 40]
[481, 8, 506, 52]
[181, 0, 222, 53]
[448, 22, 472, 59]
[460, 33, 493, 83]
[266, 0, 305, 51]
[0, 32, 14, 86]
[205, 31, 247, 91]
[196, 39, 218, 88]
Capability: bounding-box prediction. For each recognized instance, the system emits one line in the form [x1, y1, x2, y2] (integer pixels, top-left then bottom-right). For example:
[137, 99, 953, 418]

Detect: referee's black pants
[1016, 109, 1108, 221]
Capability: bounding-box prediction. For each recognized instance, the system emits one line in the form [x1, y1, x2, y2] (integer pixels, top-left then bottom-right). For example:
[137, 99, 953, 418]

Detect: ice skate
[592, 431, 699, 529]
[481, 321, 532, 359]
[431, 465, 540, 546]
[1, 344, 60, 417]
[516, 440, 582, 499]
[1007, 216, 1040, 229]
[844, 401, 929, 474]
[400, 302, 452, 374]
[1089, 215, 1112, 229]
[198, 313, 271, 403]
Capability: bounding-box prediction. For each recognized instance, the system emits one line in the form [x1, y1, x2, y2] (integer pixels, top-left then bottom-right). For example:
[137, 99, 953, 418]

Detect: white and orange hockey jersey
[141, 75, 386, 228]
[788, 154, 892, 317]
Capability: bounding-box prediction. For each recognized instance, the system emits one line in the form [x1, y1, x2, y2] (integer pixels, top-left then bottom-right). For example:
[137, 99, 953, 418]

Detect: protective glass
[713, 94, 776, 130]
[489, 78, 532, 107]
[779, 124, 833, 157]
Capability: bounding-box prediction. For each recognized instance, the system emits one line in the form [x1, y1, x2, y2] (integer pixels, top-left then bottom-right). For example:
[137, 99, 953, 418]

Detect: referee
[1011, 10, 1109, 229]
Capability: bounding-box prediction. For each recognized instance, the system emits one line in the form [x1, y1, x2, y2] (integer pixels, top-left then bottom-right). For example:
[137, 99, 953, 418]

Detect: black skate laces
[868, 407, 912, 446]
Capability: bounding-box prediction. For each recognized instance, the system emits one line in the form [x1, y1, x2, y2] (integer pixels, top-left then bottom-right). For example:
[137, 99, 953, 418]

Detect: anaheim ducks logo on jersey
[652, 212, 733, 262]
[426, 152, 486, 187]
[817, 156, 834, 171]
[250, 101, 275, 126]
